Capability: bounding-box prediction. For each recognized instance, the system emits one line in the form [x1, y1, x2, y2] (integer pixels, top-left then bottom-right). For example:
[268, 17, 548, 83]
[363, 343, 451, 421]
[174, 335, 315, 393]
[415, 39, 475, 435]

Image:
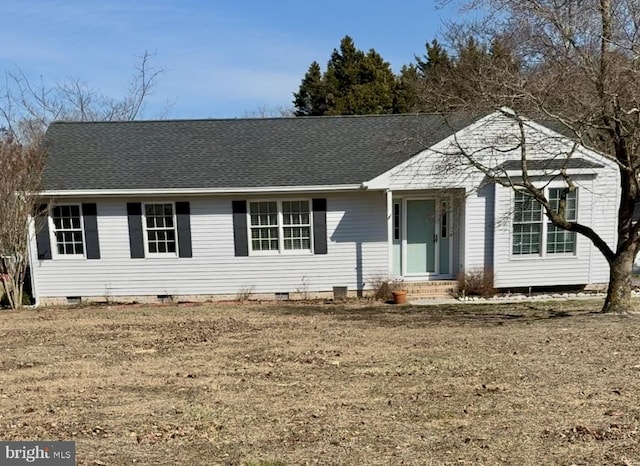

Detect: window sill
[50, 255, 87, 260]
[509, 253, 578, 261]
[249, 250, 314, 257]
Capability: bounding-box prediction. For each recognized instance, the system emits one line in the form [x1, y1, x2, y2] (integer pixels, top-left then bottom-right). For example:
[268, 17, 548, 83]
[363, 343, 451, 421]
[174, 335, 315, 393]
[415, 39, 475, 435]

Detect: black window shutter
[35, 203, 52, 260]
[312, 198, 327, 255]
[82, 203, 101, 259]
[232, 200, 248, 257]
[175, 201, 192, 258]
[127, 202, 145, 259]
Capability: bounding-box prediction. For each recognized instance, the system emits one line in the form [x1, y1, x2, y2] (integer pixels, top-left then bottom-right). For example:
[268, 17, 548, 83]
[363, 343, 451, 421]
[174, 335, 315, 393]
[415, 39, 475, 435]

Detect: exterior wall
[373, 111, 620, 288]
[463, 183, 494, 274]
[31, 192, 390, 303]
[492, 173, 617, 288]
[33, 111, 621, 299]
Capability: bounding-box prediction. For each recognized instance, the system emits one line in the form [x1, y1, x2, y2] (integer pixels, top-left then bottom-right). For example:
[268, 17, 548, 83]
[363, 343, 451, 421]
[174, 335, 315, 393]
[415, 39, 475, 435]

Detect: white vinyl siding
[464, 184, 494, 274]
[30, 110, 620, 299]
[376, 111, 617, 287]
[493, 175, 616, 288]
[30, 193, 388, 299]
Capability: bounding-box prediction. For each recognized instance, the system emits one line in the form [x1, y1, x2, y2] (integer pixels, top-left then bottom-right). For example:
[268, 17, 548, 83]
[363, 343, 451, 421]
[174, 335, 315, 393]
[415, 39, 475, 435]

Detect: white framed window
[51, 204, 84, 256]
[440, 200, 450, 239]
[282, 200, 311, 250]
[249, 201, 279, 251]
[249, 200, 312, 253]
[512, 188, 578, 256]
[547, 188, 577, 254]
[143, 203, 177, 255]
[393, 202, 401, 241]
[512, 191, 543, 255]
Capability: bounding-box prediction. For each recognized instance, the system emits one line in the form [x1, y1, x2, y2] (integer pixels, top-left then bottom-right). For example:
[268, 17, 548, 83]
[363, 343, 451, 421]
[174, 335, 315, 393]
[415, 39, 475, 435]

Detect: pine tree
[293, 36, 399, 116]
[406, 36, 520, 112]
[394, 64, 421, 113]
[293, 61, 327, 117]
[415, 39, 452, 80]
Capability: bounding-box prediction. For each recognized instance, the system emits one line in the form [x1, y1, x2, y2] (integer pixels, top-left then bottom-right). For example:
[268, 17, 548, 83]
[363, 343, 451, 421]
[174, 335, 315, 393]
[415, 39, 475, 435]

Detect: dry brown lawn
[2, 300, 640, 465]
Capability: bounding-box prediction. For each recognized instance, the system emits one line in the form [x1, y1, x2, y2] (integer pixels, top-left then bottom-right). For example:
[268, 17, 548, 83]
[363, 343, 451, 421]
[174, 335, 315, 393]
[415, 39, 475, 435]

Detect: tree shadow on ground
[261, 301, 601, 328]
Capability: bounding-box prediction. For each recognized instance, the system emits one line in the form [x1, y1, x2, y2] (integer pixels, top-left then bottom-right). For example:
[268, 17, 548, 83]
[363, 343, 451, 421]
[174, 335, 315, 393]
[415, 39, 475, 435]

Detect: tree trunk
[602, 249, 636, 314]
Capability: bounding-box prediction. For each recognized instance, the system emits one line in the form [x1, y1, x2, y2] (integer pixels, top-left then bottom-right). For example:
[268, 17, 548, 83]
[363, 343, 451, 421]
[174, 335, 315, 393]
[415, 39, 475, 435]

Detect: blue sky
[2, 1, 461, 119]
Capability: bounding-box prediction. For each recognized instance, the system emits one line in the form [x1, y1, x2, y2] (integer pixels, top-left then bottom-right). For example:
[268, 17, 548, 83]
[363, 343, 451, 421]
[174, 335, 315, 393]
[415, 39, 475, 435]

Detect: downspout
[26, 216, 39, 307]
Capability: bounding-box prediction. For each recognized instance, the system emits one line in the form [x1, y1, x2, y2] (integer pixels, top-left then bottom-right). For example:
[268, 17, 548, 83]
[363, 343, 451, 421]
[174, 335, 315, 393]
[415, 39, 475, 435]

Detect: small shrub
[458, 268, 495, 298]
[0, 291, 31, 308]
[374, 281, 392, 301]
[296, 276, 310, 300]
[236, 285, 254, 302]
[367, 273, 404, 301]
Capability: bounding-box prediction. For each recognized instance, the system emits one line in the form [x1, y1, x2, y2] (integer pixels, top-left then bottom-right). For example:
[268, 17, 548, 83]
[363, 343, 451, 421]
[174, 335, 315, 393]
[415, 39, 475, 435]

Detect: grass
[1, 299, 640, 465]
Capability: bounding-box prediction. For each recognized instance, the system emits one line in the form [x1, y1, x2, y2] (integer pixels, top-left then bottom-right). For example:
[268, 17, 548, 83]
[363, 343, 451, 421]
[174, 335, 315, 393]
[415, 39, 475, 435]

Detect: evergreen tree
[394, 64, 421, 113]
[405, 36, 521, 112]
[293, 36, 399, 116]
[415, 39, 452, 80]
[293, 61, 327, 116]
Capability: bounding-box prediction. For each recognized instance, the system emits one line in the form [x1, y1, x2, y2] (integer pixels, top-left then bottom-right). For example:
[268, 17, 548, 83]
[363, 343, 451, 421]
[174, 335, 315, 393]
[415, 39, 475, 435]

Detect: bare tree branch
[0, 50, 168, 308]
[419, 0, 640, 312]
[0, 133, 45, 308]
[0, 50, 167, 142]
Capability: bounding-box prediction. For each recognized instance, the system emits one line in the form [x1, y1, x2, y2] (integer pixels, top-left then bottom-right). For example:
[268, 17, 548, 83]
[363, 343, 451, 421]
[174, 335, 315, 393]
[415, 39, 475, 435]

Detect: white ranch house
[29, 109, 618, 304]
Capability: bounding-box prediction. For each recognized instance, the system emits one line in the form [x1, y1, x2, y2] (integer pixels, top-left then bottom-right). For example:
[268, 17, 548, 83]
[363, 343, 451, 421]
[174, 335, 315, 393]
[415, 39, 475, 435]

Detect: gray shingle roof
[42, 113, 482, 191]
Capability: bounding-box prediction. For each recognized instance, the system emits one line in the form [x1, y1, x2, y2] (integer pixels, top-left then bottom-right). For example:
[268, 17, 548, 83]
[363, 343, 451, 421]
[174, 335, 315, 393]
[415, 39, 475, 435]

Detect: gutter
[39, 184, 365, 197]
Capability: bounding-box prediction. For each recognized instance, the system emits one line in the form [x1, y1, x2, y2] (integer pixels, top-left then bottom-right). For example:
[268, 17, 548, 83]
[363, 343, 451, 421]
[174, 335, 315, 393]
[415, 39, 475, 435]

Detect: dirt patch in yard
[2, 299, 640, 465]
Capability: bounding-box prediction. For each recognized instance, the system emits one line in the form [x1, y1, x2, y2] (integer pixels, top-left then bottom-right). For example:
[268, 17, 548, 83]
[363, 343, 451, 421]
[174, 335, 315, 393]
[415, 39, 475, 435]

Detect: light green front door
[406, 200, 436, 274]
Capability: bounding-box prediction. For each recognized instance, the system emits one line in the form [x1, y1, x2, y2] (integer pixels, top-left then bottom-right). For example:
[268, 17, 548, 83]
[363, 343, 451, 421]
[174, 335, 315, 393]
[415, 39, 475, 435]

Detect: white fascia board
[40, 184, 364, 197]
[498, 168, 600, 178]
[362, 172, 394, 190]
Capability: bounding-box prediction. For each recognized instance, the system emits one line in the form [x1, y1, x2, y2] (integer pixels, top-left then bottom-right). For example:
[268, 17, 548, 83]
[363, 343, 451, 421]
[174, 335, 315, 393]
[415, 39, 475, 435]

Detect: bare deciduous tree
[0, 133, 45, 309]
[0, 50, 166, 308]
[427, 0, 640, 313]
[0, 50, 166, 142]
[242, 105, 295, 119]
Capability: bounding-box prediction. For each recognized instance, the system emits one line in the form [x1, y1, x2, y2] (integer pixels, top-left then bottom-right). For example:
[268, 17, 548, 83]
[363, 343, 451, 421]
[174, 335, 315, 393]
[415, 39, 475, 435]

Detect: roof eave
[497, 168, 601, 178]
[39, 184, 365, 197]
